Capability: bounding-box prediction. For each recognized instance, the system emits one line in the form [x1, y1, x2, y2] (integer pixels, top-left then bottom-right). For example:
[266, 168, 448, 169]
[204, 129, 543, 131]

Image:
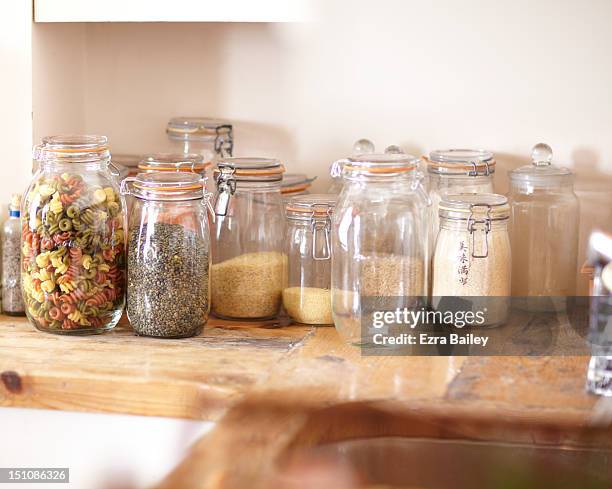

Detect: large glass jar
[331, 154, 430, 345]
[21, 135, 126, 334]
[138, 153, 213, 193]
[509, 144, 580, 310]
[432, 194, 511, 326]
[283, 194, 336, 325]
[211, 157, 286, 320]
[424, 149, 495, 242]
[166, 117, 233, 163]
[121, 172, 211, 338]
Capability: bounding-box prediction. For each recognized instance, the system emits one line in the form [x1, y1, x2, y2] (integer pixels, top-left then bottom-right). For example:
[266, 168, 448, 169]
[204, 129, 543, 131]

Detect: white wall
[27, 0, 612, 293]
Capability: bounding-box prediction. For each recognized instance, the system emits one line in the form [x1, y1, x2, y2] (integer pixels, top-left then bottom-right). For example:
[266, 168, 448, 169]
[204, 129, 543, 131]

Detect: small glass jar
[509, 144, 580, 309]
[424, 149, 495, 242]
[211, 157, 286, 320]
[284, 194, 336, 325]
[432, 194, 511, 326]
[281, 173, 316, 201]
[121, 172, 211, 338]
[22, 135, 126, 334]
[331, 154, 430, 345]
[166, 117, 233, 162]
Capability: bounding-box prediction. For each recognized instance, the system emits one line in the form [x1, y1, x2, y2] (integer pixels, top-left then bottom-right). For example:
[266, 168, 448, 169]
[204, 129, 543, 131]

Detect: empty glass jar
[22, 135, 126, 334]
[211, 157, 286, 320]
[122, 172, 211, 338]
[331, 154, 430, 345]
[432, 193, 511, 326]
[284, 194, 336, 325]
[166, 117, 233, 163]
[509, 144, 580, 310]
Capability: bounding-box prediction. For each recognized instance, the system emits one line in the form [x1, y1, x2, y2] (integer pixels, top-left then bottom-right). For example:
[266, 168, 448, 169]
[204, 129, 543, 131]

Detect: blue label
[9, 210, 20, 218]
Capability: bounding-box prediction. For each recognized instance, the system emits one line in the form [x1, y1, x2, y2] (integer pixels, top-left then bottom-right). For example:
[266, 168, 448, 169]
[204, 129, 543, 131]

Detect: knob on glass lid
[510, 143, 573, 186]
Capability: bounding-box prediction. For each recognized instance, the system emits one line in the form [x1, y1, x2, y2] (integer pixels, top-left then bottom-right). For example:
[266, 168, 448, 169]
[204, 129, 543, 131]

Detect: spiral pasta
[21, 172, 126, 332]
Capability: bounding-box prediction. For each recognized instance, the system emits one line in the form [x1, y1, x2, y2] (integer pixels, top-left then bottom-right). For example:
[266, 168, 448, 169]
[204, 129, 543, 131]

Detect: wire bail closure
[214, 125, 234, 158]
[310, 204, 332, 261]
[467, 203, 492, 258]
[214, 166, 237, 217]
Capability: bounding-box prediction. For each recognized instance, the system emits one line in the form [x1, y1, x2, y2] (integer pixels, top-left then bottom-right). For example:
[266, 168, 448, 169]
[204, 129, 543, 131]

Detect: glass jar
[281, 173, 316, 201]
[328, 138, 376, 194]
[166, 117, 233, 163]
[121, 172, 211, 338]
[211, 157, 286, 320]
[2, 194, 25, 315]
[21, 135, 126, 334]
[331, 154, 430, 345]
[509, 144, 580, 309]
[424, 149, 495, 242]
[284, 194, 336, 325]
[139, 153, 213, 193]
[432, 194, 511, 326]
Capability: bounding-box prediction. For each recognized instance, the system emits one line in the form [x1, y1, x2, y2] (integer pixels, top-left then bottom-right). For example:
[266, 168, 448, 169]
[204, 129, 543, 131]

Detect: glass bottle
[424, 149, 495, 242]
[2, 194, 25, 315]
[509, 143, 580, 311]
[166, 117, 233, 163]
[211, 157, 286, 320]
[284, 194, 336, 325]
[121, 172, 211, 338]
[432, 193, 511, 326]
[331, 154, 430, 345]
[21, 135, 126, 334]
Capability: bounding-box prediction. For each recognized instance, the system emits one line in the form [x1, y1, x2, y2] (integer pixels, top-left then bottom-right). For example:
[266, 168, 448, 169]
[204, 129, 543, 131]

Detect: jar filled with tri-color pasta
[166, 117, 233, 163]
[211, 157, 286, 320]
[21, 135, 126, 334]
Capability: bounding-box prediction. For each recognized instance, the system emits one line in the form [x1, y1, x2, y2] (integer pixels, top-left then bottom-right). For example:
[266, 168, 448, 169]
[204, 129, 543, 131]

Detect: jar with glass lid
[331, 154, 430, 345]
[166, 117, 233, 163]
[138, 153, 213, 192]
[424, 149, 495, 241]
[283, 194, 336, 325]
[432, 193, 511, 326]
[211, 157, 286, 320]
[509, 143, 579, 310]
[121, 172, 211, 338]
[21, 135, 126, 334]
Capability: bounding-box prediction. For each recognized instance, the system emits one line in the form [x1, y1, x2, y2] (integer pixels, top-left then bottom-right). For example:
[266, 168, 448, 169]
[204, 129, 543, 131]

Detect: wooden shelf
[34, 0, 312, 23]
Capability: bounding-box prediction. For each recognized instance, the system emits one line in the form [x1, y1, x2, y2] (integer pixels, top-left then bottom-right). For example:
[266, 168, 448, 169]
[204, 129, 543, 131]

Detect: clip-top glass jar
[138, 153, 213, 192]
[121, 172, 211, 338]
[331, 154, 430, 345]
[424, 149, 495, 241]
[166, 117, 233, 162]
[211, 157, 286, 320]
[21, 135, 126, 334]
[283, 194, 336, 325]
[432, 193, 511, 326]
[509, 144, 580, 309]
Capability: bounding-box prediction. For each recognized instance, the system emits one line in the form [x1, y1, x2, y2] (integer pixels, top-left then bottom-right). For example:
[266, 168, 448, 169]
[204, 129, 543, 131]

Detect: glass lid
[281, 173, 316, 194]
[439, 193, 509, 219]
[285, 194, 336, 218]
[426, 148, 495, 176]
[215, 157, 284, 181]
[510, 143, 573, 185]
[342, 153, 420, 178]
[125, 172, 206, 200]
[138, 153, 210, 172]
[166, 117, 231, 141]
[37, 135, 110, 164]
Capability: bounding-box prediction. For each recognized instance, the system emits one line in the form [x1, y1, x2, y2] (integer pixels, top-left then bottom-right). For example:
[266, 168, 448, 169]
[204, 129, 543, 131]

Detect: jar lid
[425, 148, 495, 176]
[215, 157, 285, 182]
[37, 135, 110, 164]
[510, 143, 573, 185]
[281, 173, 316, 195]
[126, 172, 206, 200]
[138, 153, 211, 172]
[286, 194, 336, 219]
[166, 117, 232, 142]
[439, 193, 509, 220]
[342, 153, 419, 178]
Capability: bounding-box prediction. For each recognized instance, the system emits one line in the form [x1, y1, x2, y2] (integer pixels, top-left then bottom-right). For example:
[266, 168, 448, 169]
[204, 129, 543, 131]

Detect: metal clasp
[213, 166, 236, 217]
[214, 125, 234, 158]
[311, 205, 332, 261]
[467, 203, 491, 258]
[467, 160, 490, 177]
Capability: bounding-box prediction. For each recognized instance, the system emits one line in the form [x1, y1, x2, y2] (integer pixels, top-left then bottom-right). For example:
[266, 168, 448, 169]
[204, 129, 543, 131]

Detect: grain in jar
[432, 193, 511, 326]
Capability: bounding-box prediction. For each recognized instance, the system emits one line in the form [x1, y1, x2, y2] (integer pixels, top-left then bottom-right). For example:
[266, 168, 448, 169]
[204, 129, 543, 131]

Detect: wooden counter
[1, 314, 609, 488]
